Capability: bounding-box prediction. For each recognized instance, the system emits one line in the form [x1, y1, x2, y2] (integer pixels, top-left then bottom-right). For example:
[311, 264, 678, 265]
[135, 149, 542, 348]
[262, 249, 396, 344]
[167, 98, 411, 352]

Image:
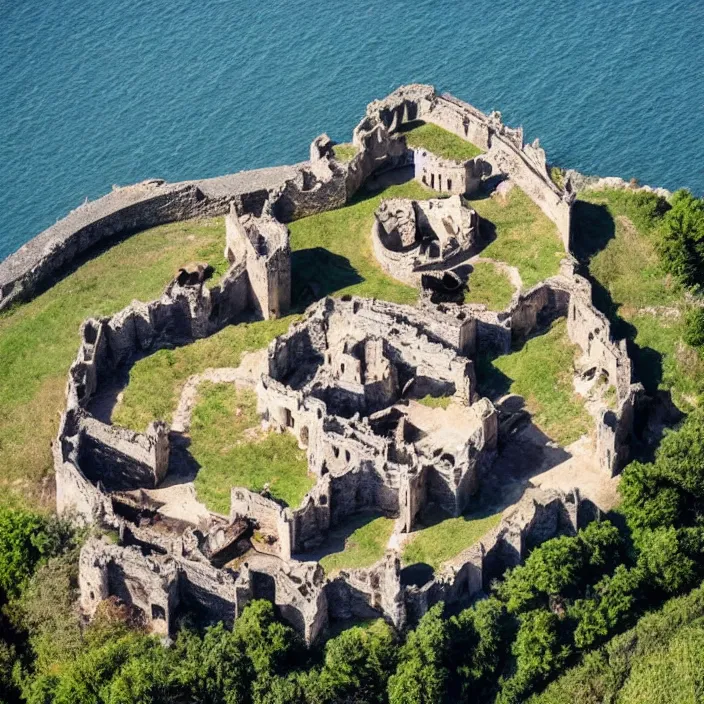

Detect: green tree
[313, 620, 397, 704]
[570, 565, 642, 649]
[0, 507, 73, 601]
[497, 522, 622, 614]
[658, 190, 704, 290]
[499, 610, 571, 704]
[448, 597, 508, 699]
[636, 527, 699, 594]
[388, 604, 449, 704]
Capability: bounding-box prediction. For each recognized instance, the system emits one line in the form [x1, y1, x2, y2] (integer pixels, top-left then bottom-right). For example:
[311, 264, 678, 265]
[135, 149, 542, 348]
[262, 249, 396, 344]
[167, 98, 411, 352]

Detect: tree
[497, 522, 622, 614]
[570, 565, 642, 649]
[313, 620, 397, 704]
[388, 604, 449, 704]
[657, 190, 704, 290]
[499, 610, 571, 704]
[233, 600, 298, 680]
[448, 597, 508, 699]
[0, 507, 74, 601]
[619, 460, 683, 534]
[636, 527, 699, 594]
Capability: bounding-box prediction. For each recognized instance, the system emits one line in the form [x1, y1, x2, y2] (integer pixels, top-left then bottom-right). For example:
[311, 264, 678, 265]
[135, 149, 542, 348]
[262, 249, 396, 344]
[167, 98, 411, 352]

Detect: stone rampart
[0, 165, 301, 311]
[404, 487, 580, 624]
[362, 85, 575, 249]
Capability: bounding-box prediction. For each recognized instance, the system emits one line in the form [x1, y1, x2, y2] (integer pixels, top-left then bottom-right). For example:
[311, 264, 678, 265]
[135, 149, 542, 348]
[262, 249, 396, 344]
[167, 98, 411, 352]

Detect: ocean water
[1, 0, 702, 261]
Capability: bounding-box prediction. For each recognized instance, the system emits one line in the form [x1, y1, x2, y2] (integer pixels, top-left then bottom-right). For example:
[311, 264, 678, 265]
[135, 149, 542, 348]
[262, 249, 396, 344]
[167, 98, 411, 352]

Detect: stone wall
[412, 148, 484, 196]
[362, 85, 575, 250]
[56, 196, 292, 524]
[464, 262, 641, 476]
[0, 165, 301, 311]
[404, 487, 580, 624]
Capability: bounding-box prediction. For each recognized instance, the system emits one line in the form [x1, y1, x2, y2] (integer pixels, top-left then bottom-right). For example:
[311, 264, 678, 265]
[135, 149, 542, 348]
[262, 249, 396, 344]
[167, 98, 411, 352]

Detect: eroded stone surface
[46, 85, 645, 644]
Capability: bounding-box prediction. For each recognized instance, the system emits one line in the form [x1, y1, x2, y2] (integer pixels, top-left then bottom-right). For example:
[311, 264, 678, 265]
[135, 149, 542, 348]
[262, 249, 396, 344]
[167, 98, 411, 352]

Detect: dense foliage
[657, 190, 704, 291]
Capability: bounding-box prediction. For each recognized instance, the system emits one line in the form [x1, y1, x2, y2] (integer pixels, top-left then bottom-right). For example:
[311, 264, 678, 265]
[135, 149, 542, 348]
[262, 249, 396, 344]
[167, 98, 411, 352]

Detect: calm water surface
[1, 0, 702, 259]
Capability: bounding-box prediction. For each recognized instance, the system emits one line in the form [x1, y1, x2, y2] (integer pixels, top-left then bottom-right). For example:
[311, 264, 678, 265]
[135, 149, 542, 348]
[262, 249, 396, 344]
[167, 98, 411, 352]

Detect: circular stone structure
[371, 195, 478, 285]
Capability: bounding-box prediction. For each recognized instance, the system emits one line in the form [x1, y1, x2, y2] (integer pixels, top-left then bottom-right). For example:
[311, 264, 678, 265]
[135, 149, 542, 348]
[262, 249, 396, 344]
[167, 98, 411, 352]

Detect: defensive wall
[1, 84, 574, 312]
[37, 84, 647, 643]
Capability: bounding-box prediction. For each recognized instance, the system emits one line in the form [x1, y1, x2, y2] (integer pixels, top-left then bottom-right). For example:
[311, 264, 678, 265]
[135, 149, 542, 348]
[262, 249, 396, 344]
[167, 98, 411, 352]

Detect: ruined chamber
[372, 195, 479, 290]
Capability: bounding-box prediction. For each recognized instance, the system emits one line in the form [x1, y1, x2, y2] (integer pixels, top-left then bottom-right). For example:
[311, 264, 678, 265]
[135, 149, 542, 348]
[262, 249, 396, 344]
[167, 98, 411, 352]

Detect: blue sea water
[1, 0, 702, 261]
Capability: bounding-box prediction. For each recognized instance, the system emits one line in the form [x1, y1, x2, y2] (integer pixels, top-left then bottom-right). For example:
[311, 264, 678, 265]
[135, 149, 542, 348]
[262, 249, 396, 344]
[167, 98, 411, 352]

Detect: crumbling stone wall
[0, 164, 300, 311]
[255, 296, 497, 546]
[460, 258, 640, 476]
[362, 85, 575, 249]
[412, 148, 484, 196]
[372, 196, 479, 285]
[57, 196, 293, 525]
[404, 487, 580, 624]
[225, 201, 291, 319]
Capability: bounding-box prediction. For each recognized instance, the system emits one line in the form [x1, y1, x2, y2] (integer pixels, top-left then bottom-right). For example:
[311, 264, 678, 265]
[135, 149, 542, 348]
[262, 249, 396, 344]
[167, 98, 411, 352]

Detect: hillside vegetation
[0, 218, 228, 509]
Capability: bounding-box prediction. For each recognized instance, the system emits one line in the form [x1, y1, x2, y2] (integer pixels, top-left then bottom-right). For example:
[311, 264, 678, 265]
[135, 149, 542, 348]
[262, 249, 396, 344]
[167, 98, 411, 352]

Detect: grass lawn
[333, 143, 358, 163]
[574, 190, 704, 408]
[189, 383, 314, 514]
[464, 260, 516, 310]
[402, 510, 502, 571]
[416, 394, 452, 409]
[465, 187, 564, 289]
[0, 218, 228, 508]
[319, 514, 396, 576]
[289, 179, 433, 307]
[112, 316, 296, 431]
[478, 318, 592, 446]
[399, 121, 483, 162]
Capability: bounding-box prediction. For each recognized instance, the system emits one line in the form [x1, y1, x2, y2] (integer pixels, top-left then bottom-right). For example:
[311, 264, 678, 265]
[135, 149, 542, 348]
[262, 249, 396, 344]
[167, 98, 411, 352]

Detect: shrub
[657, 189, 704, 290]
[684, 307, 704, 350]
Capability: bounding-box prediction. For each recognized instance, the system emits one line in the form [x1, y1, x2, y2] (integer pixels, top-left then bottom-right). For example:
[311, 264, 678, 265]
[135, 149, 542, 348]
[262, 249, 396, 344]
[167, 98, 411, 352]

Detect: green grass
[402, 511, 503, 570]
[416, 394, 453, 409]
[0, 217, 228, 507]
[464, 260, 516, 309]
[464, 187, 565, 289]
[289, 180, 432, 306]
[112, 316, 296, 431]
[319, 515, 396, 575]
[549, 166, 564, 190]
[478, 318, 592, 446]
[575, 190, 704, 408]
[333, 143, 358, 163]
[399, 120, 483, 162]
[189, 383, 314, 514]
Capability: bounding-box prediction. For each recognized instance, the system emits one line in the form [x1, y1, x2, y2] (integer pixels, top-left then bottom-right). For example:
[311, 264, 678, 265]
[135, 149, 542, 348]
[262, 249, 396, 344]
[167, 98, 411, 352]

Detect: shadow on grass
[572, 199, 665, 397]
[296, 511, 384, 563]
[291, 248, 364, 311]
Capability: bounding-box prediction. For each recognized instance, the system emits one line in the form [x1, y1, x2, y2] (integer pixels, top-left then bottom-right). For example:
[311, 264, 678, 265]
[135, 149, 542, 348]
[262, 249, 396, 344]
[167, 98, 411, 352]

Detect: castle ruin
[17, 85, 645, 643]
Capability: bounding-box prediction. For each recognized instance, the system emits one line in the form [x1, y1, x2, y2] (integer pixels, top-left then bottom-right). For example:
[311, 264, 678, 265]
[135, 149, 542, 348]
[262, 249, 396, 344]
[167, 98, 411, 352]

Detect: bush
[684, 307, 704, 350]
[657, 189, 704, 290]
[0, 507, 75, 601]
